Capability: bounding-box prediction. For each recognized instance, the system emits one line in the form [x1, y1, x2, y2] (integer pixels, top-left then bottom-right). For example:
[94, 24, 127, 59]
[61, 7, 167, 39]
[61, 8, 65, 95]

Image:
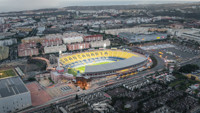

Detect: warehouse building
[105, 27, 150, 35]
[178, 29, 200, 42]
[181, 32, 200, 42]
[168, 28, 200, 42]
[0, 76, 32, 113]
[118, 32, 167, 43]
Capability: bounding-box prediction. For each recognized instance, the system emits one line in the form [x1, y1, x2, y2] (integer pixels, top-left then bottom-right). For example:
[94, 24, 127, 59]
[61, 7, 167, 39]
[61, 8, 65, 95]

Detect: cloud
[0, 0, 65, 12]
[0, 0, 199, 12]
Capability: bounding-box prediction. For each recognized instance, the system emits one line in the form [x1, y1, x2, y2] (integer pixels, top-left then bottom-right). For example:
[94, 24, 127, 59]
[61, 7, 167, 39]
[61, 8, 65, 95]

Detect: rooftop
[0, 76, 29, 98]
[84, 34, 102, 38]
[119, 32, 167, 43]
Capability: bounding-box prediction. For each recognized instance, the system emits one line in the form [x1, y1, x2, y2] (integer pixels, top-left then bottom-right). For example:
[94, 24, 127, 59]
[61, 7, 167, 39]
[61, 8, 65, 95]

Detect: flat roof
[118, 32, 167, 43]
[0, 76, 28, 98]
[84, 56, 147, 74]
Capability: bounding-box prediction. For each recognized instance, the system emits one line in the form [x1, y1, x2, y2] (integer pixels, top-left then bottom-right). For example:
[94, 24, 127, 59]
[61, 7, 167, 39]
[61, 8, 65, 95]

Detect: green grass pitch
[73, 61, 114, 74]
[0, 69, 16, 79]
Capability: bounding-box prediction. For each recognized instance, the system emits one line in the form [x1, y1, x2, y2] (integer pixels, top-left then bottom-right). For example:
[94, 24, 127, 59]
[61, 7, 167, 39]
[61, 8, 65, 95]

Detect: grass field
[0, 69, 16, 79]
[68, 61, 114, 76]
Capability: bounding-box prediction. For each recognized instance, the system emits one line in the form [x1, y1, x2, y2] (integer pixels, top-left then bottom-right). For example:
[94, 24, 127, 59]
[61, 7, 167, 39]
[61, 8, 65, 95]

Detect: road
[178, 55, 200, 66]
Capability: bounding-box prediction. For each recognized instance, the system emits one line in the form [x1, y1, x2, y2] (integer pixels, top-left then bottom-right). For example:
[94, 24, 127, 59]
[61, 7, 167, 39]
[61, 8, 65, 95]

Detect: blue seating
[67, 57, 126, 68]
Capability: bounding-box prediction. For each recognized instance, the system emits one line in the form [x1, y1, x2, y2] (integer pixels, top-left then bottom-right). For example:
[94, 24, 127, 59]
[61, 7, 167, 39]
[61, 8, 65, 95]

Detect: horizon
[0, 0, 199, 13]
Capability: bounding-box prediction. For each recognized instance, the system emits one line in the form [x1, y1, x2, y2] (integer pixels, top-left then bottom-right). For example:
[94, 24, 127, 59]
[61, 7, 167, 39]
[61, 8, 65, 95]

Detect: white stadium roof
[84, 56, 147, 74]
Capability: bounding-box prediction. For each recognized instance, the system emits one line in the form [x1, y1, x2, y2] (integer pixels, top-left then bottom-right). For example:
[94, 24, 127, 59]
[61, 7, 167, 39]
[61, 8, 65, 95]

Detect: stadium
[59, 49, 152, 78]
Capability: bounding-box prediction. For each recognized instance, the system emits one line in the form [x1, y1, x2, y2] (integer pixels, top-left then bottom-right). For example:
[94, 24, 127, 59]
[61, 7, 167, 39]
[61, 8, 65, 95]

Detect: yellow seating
[59, 50, 139, 65]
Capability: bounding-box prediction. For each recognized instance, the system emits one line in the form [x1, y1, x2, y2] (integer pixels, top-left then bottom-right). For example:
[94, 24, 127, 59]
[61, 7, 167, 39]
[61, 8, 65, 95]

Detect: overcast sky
[0, 0, 199, 12]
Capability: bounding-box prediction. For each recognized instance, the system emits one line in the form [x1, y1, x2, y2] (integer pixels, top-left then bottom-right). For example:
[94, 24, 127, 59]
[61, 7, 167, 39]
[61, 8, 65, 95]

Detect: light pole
[58, 50, 62, 67]
[103, 43, 106, 49]
[80, 45, 83, 52]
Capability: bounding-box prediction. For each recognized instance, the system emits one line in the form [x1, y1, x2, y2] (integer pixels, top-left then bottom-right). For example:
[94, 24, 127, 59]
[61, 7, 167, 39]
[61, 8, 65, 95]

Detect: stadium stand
[59, 50, 139, 66]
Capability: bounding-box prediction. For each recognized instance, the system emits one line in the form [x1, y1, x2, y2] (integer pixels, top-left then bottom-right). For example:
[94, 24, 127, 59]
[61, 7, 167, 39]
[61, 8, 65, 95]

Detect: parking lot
[154, 48, 196, 60]
[141, 44, 200, 63]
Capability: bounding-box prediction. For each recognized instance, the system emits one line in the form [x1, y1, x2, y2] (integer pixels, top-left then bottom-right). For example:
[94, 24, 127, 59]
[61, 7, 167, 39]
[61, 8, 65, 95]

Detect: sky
[0, 0, 199, 12]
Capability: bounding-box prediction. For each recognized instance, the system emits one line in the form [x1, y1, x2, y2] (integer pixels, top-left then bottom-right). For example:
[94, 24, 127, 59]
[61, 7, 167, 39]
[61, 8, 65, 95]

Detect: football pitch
[0, 69, 16, 79]
[74, 61, 114, 73]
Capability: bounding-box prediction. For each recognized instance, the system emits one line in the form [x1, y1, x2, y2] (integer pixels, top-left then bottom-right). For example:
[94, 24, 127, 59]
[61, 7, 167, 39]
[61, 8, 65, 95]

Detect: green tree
[36, 42, 43, 55]
[179, 64, 199, 73]
[28, 77, 36, 81]
[75, 94, 78, 100]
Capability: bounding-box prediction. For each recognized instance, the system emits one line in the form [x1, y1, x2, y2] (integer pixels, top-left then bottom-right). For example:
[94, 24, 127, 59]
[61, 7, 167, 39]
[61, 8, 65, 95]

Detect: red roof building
[83, 34, 103, 42]
[18, 43, 39, 57]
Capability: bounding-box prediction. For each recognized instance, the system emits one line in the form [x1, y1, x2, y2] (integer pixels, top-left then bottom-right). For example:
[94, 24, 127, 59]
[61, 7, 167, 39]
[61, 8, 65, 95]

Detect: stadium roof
[85, 56, 147, 74]
[0, 76, 29, 98]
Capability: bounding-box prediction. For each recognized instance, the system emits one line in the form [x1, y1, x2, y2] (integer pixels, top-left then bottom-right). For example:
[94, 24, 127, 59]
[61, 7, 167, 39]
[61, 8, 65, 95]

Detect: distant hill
[0, 2, 200, 14]
[64, 2, 200, 10]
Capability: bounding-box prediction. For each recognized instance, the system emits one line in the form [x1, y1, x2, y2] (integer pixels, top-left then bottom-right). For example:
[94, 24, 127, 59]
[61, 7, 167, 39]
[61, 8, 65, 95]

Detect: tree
[36, 42, 43, 55]
[28, 77, 36, 81]
[75, 94, 78, 100]
[36, 42, 42, 49]
[155, 71, 159, 76]
[179, 64, 199, 73]
[173, 63, 179, 72]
